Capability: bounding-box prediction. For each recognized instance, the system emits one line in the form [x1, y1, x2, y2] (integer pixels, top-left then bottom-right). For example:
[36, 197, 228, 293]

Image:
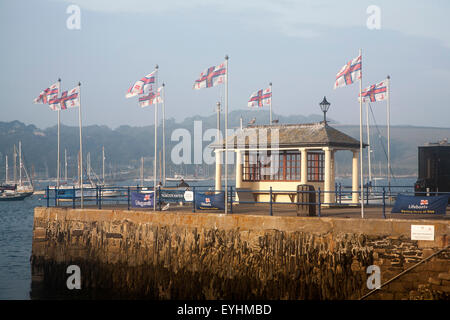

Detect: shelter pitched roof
[211, 122, 366, 149]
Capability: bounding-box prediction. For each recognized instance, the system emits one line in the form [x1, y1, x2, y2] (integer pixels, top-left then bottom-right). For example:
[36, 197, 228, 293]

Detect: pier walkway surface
[60, 202, 450, 220]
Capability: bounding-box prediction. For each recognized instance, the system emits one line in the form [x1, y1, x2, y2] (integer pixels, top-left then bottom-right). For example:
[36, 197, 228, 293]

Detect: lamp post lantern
[319, 96, 330, 124]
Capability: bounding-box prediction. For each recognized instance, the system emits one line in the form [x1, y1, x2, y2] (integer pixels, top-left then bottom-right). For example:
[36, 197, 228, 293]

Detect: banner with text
[194, 192, 225, 211]
[391, 194, 448, 214]
[159, 189, 190, 203]
[131, 192, 154, 208]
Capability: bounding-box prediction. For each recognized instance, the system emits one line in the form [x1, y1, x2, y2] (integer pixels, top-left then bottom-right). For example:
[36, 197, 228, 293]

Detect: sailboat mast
[140, 157, 144, 186]
[13, 145, 17, 184]
[87, 152, 91, 179]
[379, 161, 382, 179]
[19, 141, 22, 187]
[5, 155, 8, 183]
[159, 150, 162, 183]
[77, 151, 80, 186]
[64, 149, 67, 182]
[102, 146, 105, 184]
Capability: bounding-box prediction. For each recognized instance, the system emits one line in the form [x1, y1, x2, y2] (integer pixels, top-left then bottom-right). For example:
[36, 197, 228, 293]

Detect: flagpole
[56, 78, 61, 191]
[269, 82, 273, 124]
[56, 78, 61, 206]
[387, 75, 391, 200]
[366, 101, 372, 185]
[57, 109, 60, 188]
[162, 82, 166, 186]
[224, 55, 229, 214]
[78, 82, 84, 208]
[154, 65, 159, 211]
[359, 48, 364, 218]
[65, 148, 68, 182]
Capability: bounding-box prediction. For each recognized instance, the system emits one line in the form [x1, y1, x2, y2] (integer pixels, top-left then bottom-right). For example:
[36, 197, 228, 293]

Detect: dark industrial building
[415, 139, 450, 201]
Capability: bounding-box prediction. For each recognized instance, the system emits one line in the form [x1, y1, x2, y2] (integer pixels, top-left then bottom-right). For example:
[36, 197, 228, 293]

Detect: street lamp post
[319, 96, 331, 124]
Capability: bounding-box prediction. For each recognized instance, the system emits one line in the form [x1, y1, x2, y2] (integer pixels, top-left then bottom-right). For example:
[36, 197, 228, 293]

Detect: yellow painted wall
[237, 180, 325, 203]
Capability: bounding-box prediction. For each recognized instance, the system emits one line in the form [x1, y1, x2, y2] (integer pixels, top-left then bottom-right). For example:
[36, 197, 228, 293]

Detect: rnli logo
[205, 197, 211, 203]
[144, 194, 151, 201]
[420, 199, 428, 205]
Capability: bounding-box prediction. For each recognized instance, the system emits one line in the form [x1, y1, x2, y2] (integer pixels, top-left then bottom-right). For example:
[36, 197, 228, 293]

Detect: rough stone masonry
[31, 207, 450, 299]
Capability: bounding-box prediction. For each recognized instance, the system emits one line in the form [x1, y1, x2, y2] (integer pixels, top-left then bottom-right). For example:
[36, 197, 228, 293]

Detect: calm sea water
[0, 195, 43, 300]
[0, 177, 417, 300]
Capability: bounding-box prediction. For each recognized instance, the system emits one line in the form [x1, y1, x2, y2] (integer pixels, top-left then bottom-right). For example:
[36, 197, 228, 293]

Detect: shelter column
[330, 149, 336, 203]
[324, 147, 332, 205]
[352, 150, 359, 204]
[215, 150, 222, 191]
[300, 148, 308, 184]
[235, 150, 242, 189]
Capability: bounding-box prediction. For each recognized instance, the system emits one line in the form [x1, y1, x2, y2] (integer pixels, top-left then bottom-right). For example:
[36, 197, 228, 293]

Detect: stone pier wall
[31, 207, 450, 299]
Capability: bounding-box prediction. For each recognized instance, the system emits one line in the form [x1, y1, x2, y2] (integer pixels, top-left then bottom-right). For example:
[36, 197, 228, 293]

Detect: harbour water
[0, 195, 41, 299]
[0, 177, 416, 300]
[0, 178, 217, 300]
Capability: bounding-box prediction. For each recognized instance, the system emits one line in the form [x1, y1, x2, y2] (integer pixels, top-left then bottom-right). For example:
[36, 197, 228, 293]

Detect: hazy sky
[1, 0, 449, 129]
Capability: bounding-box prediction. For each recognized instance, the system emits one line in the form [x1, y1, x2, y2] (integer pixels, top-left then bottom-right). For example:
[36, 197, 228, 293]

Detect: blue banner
[131, 192, 154, 208]
[391, 194, 448, 214]
[195, 192, 225, 211]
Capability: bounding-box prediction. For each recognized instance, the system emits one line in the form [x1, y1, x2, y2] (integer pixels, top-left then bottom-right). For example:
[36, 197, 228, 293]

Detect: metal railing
[44, 184, 450, 219]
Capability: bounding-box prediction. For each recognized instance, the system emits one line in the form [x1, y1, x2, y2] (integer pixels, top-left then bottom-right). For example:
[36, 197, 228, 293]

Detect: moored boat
[0, 186, 32, 201]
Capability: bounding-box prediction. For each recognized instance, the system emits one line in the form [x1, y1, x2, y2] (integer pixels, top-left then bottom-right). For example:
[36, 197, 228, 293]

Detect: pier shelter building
[211, 122, 366, 205]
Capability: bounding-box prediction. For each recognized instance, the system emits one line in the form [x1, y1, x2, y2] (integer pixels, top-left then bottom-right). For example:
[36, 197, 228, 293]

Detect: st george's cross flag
[34, 81, 60, 105]
[138, 86, 163, 108]
[48, 96, 61, 110]
[55, 86, 80, 110]
[126, 70, 156, 98]
[193, 61, 226, 90]
[359, 79, 388, 103]
[248, 87, 272, 107]
[334, 54, 362, 89]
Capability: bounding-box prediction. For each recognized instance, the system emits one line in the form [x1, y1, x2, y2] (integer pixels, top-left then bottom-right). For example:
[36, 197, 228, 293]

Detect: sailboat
[53, 149, 122, 199]
[1, 142, 34, 201]
[50, 150, 95, 200]
[0, 185, 30, 201]
[165, 164, 210, 183]
[85, 150, 122, 197]
[337, 99, 396, 205]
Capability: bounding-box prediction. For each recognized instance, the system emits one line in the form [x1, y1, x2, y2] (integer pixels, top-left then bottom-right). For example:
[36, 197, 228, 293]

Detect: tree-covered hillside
[1, 111, 449, 181]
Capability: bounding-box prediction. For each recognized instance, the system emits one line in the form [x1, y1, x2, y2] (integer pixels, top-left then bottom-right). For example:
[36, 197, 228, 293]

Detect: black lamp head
[319, 96, 330, 113]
